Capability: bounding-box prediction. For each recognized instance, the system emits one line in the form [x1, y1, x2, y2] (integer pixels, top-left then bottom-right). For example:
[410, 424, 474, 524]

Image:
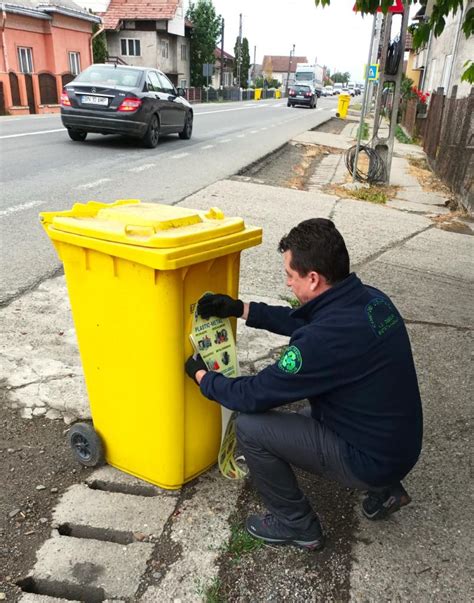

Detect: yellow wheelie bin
[40, 200, 262, 489]
[336, 93, 351, 119]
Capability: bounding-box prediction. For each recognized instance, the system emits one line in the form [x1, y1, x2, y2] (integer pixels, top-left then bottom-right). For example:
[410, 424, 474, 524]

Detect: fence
[422, 86, 473, 209]
[184, 86, 280, 104]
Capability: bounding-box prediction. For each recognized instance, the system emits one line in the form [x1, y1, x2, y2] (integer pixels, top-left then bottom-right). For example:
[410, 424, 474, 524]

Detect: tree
[314, 0, 474, 82]
[186, 0, 222, 87]
[332, 71, 351, 84]
[91, 22, 107, 64]
[233, 36, 251, 87]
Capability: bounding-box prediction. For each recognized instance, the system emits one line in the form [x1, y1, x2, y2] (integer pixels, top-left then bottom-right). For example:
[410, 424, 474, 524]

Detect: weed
[357, 121, 369, 140]
[351, 187, 387, 204]
[227, 523, 264, 558]
[195, 577, 225, 603]
[407, 155, 428, 170]
[279, 295, 300, 308]
[395, 125, 413, 144]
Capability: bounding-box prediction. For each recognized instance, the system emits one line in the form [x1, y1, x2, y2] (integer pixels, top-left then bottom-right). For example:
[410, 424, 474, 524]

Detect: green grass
[357, 121, 369, 140]
[227, 523, 264, 558]
[279, 295, 300, 308]
[195, 577, 225, 603]
[395, 125, 413, 144]
[351, 187, 387, 204]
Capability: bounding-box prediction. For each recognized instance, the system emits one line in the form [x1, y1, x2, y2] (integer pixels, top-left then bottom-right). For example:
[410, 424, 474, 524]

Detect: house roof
[100, 0, 180, 30]
[3, 0, 100, 22]
[214, 47, 234, 61]
[262, 55, 308, 73]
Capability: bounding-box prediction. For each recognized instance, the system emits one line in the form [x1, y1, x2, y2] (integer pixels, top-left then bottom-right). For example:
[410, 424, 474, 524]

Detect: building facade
[0, 0, 100, 115]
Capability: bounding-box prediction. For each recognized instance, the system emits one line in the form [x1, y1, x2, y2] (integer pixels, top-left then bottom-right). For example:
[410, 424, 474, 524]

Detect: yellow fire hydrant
[336, 93, 351, 119]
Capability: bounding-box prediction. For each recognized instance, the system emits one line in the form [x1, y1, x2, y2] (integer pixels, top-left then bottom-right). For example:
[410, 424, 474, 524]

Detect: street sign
[353, 0, 404, 13]
[202, 63, 214, 77]
[367, 64, 379, 80]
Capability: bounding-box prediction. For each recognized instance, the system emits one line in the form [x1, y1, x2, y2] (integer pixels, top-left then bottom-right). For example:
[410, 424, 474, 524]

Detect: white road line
[128, 163, 156, 173]
[260, 127, 268, 131]
[317, 107, 323, 111]
[250, 130, 258, 134]
[200, 144, 215, 149]
[0, 200, 45, 218]
[171, 152, 189, 159]
[0, 128, 64, 140]
[218, 139, 231, 143]
[76, 178, 111, 190]
[236, 134, 245, 138]
[195, 105, 260, 116]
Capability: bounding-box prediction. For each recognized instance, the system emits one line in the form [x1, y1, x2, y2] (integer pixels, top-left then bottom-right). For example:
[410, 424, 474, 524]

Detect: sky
[194, 0, 377, 82]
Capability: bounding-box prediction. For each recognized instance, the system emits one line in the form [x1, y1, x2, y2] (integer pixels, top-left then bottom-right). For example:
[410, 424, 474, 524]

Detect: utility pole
[371, 2, 410, 183]
[236, 13, 242, 87]
[220, 17, 224, 88]
[253, 44, 256, 86]
[285, 44, 295, 97]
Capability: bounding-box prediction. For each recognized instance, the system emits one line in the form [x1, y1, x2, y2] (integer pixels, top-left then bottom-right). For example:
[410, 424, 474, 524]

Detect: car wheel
[287, 101, 291, 107]
[179, 111, 193, 140]
[143, 114, 160, 148]
[68, 129, 87, 142]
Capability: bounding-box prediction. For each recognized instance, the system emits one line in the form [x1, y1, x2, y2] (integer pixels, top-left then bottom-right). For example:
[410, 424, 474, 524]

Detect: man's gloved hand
[197, 293, 244, 319]
[185, 354, 208, 384]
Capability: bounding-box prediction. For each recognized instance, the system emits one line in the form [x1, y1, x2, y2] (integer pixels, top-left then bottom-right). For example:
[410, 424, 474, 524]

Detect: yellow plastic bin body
[40, 200, 262, 489]
[336, 93, 351, 119]
[275, 89, 281, 99]
[255, 88, 262, 101]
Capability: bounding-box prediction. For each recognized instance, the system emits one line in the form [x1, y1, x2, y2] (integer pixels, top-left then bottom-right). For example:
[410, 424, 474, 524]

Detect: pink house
[0, 0, 100, 115]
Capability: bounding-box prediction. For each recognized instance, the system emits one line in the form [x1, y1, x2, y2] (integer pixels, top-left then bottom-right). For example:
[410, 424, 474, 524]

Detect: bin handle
[205, 207, 225, 220]
[124, 224, 155, 238]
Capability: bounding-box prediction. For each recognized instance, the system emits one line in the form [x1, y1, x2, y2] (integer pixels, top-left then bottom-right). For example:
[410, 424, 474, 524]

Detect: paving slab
[387, 198, 450, 214]
[350, 325, 473, 602]
[396, 189, 450, 206]
[358, 260, 473, 328]
[181, 179, 336, 299]
[331, 197, 431, 267]
[26, 534, 153, 600]
[19, 596, 122, 603]
[292, 130, 354, 150]
[52, 484, 177, 538]
[86, 465, 179, 496]
[141, 468, 243, 602]
[389, 156, 423, 189]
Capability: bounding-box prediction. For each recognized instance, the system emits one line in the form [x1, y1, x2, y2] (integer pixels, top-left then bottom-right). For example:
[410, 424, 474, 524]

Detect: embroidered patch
[366, 297, 400, 337]
[278, 345, 303, 374]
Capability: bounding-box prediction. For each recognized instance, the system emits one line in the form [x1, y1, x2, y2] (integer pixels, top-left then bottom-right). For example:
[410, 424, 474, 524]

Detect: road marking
[201, 144, 215, 149]
[0, 128, 64, 140]
[260, 127, 268, 131]
[218, 139, 231, 143]
[128, 163, 156, 173]
[0, 200, 45, 217]
[317, 107, 323, 111]
[195, 102, 281, 116]
[171, 152, 189, 159]
[236, 134, 245, 138]
[249, 130, 258, 134]
[76, 178, 111, 190]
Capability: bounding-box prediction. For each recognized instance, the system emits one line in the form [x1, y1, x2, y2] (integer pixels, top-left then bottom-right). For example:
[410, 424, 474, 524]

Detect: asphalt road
[0, 96, 338, 304]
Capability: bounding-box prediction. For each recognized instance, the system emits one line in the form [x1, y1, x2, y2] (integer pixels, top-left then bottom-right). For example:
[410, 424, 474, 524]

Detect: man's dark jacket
[200, 273, 423, 486]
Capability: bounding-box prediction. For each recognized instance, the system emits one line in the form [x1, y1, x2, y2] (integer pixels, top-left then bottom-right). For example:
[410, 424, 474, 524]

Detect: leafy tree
[332, 71, 351, 84]
[186, 0, 222, 87]
[91, 22, 107, 64]
[314, 0, 474, 82]
[233, 36, 251, 87]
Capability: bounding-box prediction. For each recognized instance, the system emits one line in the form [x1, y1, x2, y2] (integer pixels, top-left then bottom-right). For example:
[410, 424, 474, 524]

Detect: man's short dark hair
[278, 218, 350, 284]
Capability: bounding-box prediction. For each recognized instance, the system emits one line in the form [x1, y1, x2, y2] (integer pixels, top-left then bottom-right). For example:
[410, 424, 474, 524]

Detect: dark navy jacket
[200, 273, 423, 486]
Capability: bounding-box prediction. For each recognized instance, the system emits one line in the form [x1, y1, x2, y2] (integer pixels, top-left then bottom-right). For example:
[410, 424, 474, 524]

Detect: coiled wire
[344, 144, 386, 183]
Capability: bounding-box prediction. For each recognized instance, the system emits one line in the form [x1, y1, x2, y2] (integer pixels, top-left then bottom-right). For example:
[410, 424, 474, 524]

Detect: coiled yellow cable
[218, 412, 248, 480]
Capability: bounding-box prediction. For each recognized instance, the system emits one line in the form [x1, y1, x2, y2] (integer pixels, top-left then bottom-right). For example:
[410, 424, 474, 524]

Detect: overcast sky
[194, 0, 377, 82]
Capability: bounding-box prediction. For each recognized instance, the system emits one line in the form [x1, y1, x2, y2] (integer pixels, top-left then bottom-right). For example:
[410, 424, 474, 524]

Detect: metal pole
[352, 14, 377, 183]
[285, 44, 295, 97]
[220, 18, 224, 89]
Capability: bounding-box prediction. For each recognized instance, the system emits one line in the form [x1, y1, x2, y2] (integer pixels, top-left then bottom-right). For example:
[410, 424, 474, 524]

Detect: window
[181, 44, 187, 61]
[147, 71, 161, 92]
[161, 40, 169, 59]
[441, 54, 453, 92]
[223, 72, 232, 87]
[157, 72, 175, 94]
[120, 38, 141, 57]
[179, 79, 187, 89]
[18, 47, 33, 73]
[68, 52, 81, 76]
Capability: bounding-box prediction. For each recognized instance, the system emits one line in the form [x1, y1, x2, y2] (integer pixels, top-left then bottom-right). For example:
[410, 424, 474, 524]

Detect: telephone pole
[285, 44, 295, 97]
[219, 17, 224, 88]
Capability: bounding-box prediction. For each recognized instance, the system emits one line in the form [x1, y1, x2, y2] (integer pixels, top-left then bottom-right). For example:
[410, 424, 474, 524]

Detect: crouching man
[185, 218, 423, 551]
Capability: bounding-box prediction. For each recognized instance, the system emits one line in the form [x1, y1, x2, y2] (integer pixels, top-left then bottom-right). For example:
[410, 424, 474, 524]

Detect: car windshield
[74, 66, 142, 88]
[293, 85, 310, 94]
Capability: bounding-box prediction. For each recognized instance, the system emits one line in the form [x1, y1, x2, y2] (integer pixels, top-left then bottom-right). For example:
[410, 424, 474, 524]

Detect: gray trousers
[235, 408, 372, 533]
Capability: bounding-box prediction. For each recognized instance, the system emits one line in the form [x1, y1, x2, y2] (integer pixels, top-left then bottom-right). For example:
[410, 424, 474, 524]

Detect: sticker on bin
[190, 293, 247, 480]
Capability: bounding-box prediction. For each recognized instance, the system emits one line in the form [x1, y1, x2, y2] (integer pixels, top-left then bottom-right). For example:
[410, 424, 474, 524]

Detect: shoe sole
[246, 526, 325, 551]
[362, 494, 412, 521]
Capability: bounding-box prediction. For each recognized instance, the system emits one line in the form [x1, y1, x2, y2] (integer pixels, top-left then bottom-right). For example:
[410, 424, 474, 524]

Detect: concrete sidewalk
[1, 125, 473, 601]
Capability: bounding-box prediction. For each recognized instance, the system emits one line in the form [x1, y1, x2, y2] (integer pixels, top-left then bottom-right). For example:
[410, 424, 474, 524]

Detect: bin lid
[46, 200, 246, 249]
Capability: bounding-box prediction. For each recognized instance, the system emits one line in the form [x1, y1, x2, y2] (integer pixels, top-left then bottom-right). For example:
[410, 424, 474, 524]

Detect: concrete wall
[423, 4, 473, 98]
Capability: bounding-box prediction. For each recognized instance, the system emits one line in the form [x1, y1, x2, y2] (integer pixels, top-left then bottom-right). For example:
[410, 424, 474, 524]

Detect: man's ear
[309, 271, 320, 291]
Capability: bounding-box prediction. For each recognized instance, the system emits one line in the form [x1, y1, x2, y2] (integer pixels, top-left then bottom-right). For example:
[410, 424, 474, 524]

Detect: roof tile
[100, 0, 180, 30]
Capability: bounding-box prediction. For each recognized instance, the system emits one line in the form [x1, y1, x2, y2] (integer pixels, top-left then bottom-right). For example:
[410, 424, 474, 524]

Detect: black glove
[185, 354, 208, 384]
[197, 293, 244, 319]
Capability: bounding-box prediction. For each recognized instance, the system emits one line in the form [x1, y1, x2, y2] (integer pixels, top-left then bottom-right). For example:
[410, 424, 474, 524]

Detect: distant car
[60, 64, 193, 148]
[323, 85, 334, 96]
[287, 84, 317, 108]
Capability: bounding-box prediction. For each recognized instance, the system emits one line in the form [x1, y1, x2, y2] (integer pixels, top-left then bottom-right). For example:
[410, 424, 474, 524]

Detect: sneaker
[246, 513, 325, 550]
[362, 483, 412, 520]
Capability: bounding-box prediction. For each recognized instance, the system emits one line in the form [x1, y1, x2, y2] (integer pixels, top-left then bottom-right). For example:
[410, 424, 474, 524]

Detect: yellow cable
[218, 412, 248, 480]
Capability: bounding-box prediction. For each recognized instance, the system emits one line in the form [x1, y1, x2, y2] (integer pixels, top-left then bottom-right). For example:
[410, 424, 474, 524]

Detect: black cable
[386, 35, 402, 76]
[344, 144, 386, 183]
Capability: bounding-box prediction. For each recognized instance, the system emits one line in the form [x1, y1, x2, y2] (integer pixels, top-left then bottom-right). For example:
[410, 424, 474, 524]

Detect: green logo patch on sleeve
[278, 345, 303, 374]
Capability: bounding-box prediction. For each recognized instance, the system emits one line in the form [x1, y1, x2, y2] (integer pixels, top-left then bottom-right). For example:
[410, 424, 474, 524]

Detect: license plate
[296, 95, 304, 99]
[81, 95, 108, 106]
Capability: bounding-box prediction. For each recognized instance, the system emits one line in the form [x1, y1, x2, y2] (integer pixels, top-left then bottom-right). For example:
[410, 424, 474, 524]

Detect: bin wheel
[68, 422, 104, 467]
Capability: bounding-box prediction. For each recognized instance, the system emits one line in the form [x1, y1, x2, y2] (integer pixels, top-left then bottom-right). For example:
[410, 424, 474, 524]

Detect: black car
[60, 64, 193, 148]
[287, 85, 317, 109]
